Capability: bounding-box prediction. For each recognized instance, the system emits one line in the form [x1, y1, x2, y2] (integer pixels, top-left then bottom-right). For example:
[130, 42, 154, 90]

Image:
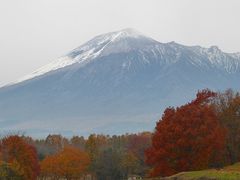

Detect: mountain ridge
[8, 28, 240, 86]
[0, 28, 239, 137]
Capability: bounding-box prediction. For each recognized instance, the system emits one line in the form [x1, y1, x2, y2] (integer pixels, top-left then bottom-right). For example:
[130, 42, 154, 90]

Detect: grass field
[146, 163, 240, 180]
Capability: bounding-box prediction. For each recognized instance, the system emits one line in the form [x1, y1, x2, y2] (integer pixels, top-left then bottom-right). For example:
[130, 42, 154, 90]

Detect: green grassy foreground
[146, 163, 240, 180]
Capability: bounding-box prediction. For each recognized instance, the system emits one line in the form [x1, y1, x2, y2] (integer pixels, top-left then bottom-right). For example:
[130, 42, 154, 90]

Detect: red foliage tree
[0, 135, 40, 180]
[145, 90, 226, 177]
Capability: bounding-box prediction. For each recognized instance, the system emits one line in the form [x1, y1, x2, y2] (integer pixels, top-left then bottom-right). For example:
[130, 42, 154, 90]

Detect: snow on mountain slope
[13, 28, 240, 85]
[15, 28, 158, 84]
[187, 45, 240, 73]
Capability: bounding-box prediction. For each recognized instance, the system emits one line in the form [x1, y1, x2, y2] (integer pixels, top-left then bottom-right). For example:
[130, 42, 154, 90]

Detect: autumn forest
[1, 89, 240, 180]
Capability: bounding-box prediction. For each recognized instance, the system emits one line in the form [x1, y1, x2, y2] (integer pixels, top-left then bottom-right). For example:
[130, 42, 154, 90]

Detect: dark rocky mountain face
[0, 29, 239, 137]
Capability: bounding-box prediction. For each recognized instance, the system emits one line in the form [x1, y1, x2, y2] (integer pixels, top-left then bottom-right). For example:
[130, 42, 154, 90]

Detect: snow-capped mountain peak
[14, 29, 156, 83]
[103, 28, 145, 39]
[13, 29, 240, 85]
[70, 28, 157, 56]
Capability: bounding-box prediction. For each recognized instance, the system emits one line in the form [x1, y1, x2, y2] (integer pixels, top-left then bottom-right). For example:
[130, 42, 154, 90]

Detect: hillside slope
[0, 29, 239, 137]
[146, 163, 240, 180]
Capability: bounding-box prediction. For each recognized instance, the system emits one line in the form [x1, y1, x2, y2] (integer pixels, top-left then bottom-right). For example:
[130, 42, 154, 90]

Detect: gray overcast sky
[0, 0, 239, 86]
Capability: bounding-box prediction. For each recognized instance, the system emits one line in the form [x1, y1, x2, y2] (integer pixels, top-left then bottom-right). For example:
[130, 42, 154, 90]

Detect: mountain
[0, 28, 239, 137]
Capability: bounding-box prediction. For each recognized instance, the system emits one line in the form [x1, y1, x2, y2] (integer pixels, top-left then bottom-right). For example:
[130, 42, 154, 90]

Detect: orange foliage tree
[145, 90, 226, 177]
[40, 146, 90, 179]
[0, 135, 40, 180]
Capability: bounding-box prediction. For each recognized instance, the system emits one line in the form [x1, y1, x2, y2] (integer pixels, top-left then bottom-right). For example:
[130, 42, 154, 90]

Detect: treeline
[0, 89, 240, 179]
[0, 132, 151, 180]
